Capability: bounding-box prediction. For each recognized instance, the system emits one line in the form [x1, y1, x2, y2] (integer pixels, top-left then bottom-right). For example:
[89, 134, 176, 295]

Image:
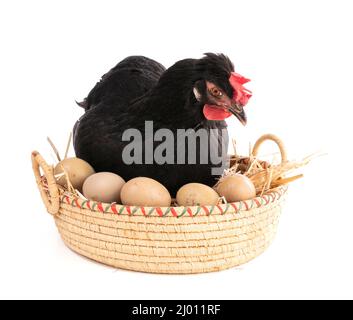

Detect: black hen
[73, 53, 251, 195]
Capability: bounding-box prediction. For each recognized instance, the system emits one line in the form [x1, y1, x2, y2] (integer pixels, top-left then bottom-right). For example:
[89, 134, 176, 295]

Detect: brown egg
[120, 177, 171, 207]
[176, 183, 220, 206]
[215, 174, 256, 202]
[82, 172, 125, 203]
[54, 157, 95, 191]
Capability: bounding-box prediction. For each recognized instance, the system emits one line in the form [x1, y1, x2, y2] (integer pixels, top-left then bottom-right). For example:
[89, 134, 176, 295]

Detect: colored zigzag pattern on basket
[59, 186, 287, 217]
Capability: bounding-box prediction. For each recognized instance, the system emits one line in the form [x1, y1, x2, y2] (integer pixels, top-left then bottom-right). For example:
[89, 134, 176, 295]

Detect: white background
[0, 0, 352, 300]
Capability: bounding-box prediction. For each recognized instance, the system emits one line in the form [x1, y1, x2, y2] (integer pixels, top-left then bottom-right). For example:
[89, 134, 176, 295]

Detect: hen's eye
[210, 87, 223, 98]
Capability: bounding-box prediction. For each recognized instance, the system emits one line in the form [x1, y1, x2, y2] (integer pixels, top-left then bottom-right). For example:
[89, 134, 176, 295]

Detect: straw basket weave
[32, 134, 288, 274]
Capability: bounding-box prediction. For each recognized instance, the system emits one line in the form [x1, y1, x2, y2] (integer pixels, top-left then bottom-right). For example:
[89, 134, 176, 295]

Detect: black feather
[80, 56, 166, 111]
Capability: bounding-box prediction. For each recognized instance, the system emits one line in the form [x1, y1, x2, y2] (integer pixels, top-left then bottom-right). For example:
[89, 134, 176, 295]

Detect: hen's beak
[228, 102, 247, 126]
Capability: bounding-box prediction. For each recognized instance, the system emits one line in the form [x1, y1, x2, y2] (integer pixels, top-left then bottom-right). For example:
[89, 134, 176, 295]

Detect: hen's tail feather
[76, 100, 88, 110]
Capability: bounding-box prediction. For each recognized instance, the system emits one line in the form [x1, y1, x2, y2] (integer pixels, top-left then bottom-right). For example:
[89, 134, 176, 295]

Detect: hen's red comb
[229, 72, 252, 106]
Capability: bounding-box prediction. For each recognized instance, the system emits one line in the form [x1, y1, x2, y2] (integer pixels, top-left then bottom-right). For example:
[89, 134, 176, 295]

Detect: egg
[176, 183, 220, 206]
[215, 174, 256, 202]
[54, 157, 95, 191]
[120, 177, 171, 207]
[82, 172, 125, 203]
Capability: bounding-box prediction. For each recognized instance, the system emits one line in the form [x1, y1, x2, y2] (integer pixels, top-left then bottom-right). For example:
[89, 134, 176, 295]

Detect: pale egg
[82, 172, 125, 203]
[176, 183, 220, 206]
[120, 177, 171, 207]
[54, 157, 95, 192]
[215, 174, 256, 202]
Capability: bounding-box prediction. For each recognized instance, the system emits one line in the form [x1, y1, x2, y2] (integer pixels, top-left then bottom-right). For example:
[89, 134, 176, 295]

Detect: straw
[220, 134, 315, 194]
[64, 132, 72, 159]
[47, 137, 61, 162]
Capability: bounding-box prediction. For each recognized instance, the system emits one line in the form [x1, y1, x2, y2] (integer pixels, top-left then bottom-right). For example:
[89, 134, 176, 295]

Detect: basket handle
[31, 151, 60, 216]
[252, 133, 287, 164]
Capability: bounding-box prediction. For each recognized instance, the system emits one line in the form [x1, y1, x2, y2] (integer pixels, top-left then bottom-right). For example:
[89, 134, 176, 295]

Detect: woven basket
[32, 134, 288, 274]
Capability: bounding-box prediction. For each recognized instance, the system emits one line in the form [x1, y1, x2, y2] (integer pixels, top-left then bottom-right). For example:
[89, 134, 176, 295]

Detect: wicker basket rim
[58, 185, 287, 217]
